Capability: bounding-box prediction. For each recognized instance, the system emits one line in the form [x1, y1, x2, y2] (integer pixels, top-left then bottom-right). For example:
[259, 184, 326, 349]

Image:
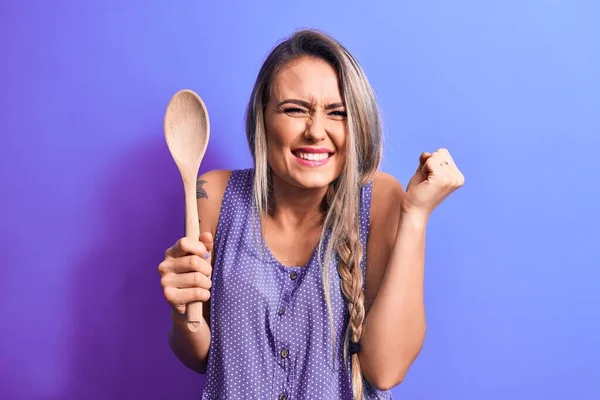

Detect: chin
[270, 166, 337, 191]
[292, 173, 336, 189]
[289, 165, 343, 190]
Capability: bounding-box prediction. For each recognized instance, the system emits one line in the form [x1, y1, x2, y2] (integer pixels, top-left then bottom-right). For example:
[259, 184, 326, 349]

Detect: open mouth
[291, 149, 334, 166]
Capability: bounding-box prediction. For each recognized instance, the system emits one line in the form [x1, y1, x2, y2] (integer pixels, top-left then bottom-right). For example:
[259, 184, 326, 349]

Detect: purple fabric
[201, 169, 391, 399]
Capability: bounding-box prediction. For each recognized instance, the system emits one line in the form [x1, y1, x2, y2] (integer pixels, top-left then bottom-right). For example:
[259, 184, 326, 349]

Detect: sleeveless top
[202, 169, 392, 400]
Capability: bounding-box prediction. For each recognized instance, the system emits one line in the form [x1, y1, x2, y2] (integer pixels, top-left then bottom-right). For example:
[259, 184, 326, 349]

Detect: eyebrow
[278, 99, 345, 110]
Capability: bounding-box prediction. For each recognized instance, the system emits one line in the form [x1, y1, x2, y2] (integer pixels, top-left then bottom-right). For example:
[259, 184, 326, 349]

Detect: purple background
[1, 1, 599, 399]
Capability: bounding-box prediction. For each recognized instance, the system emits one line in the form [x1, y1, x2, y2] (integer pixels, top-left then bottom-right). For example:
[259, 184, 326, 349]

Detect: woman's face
[264, 56, 347, 190]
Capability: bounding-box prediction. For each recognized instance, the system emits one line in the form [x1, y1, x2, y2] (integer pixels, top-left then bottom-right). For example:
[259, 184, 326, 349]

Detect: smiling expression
[264, 56, 348, 190]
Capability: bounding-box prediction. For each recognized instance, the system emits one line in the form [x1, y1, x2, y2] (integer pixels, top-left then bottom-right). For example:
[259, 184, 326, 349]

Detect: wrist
[399, 209, 429, 229]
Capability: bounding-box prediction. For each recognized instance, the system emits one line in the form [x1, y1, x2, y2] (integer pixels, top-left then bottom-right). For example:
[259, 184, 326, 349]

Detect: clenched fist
[158, 232, 214, 316]
[403, 148, 465, 217]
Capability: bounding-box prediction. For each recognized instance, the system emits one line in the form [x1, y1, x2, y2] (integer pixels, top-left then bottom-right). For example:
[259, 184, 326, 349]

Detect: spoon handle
[183, 177, 203, 332]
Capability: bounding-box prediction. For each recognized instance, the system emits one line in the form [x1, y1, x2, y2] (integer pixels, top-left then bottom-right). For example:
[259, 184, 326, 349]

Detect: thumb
[407, 152, 432, 191]
[199, 231, 214, 252]
[416, 152, 432, 174]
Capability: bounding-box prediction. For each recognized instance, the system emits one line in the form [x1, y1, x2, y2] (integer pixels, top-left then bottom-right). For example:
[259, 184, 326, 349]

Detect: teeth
[296, 152, 329, 161]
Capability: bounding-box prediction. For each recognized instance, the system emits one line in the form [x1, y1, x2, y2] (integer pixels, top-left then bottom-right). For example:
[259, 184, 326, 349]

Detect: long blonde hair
[245, 29, 383, 399]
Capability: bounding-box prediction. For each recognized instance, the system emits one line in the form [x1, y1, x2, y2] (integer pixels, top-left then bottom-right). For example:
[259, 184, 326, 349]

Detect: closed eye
[283, 107, 308, 114]
[330, 110, 347, 117]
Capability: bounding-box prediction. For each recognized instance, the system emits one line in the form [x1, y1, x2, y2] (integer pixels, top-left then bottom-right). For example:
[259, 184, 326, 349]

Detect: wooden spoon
[164, 89, 210, 332]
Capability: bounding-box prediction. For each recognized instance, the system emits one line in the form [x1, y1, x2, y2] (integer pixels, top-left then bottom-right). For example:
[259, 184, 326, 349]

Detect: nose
[304, 112, 326, 142]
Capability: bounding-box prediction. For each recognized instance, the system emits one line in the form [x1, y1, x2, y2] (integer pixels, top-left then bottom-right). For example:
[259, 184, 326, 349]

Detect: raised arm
[359, 149, 464, 389]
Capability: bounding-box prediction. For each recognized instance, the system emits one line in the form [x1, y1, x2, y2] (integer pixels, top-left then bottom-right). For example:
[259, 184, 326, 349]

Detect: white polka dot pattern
[201, 169, 392, 400]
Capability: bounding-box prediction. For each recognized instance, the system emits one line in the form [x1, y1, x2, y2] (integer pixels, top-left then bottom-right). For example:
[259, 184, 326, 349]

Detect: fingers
[165, 236, 209, 258]
[416, 152, 433, 173]
[200, 232, 214, 253]
[423, 148, 465, 186]
[164, 286, 211, 310]
[163, 270, 212, 290]
[159, 253, 212, 276]
[419, 151, 432, 165]
[435, 148, 456, 167]
[159, 256, 213, 312]
[159, 234, 215, 315]
[424, 153, 441, 172]
[419, 149, 453, 169]
[417, 152, 442, 177]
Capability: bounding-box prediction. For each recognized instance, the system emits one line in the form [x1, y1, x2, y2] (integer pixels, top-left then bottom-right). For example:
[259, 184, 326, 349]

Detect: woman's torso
[202, 168, 391, 400]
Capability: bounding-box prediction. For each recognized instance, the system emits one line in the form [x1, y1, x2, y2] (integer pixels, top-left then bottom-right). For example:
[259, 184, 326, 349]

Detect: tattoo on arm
[196, 179, 208, 199]
[196, 179, 208, 230]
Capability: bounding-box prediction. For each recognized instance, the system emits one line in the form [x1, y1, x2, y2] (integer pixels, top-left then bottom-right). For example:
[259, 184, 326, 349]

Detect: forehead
[270, 56, 342, 102]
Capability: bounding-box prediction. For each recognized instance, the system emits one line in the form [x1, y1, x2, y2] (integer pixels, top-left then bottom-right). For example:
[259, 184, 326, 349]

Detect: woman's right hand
[158, 232, 214, 316]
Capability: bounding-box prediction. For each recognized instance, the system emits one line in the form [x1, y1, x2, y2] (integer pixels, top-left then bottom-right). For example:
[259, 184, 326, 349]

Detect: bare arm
[360, 149, 464, 389]
[164, 169, 231, 373]
[359, 172, 427, 390]
[169, 305, 213, 373]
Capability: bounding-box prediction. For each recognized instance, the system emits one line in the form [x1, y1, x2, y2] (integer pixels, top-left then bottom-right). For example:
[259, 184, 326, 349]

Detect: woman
[158, 29, 464, 399]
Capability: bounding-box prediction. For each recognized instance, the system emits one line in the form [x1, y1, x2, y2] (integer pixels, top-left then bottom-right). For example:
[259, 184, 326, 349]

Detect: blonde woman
[158, 29, 464, 399]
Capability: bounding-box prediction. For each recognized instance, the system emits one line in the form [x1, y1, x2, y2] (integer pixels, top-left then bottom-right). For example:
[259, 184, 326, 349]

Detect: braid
[325, 179, 366, 400]
[337, 228, 366, 400]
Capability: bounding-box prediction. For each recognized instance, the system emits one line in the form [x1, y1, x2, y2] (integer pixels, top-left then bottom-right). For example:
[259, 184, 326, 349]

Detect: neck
[269, 172, 328, 229]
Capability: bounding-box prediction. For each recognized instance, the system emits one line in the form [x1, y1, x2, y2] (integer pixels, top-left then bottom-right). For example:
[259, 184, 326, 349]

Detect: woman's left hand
[402, 148, 465, 219]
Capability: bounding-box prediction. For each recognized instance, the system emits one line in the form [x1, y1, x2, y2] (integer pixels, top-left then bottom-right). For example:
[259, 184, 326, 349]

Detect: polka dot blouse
[201, 169, 391, 400]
